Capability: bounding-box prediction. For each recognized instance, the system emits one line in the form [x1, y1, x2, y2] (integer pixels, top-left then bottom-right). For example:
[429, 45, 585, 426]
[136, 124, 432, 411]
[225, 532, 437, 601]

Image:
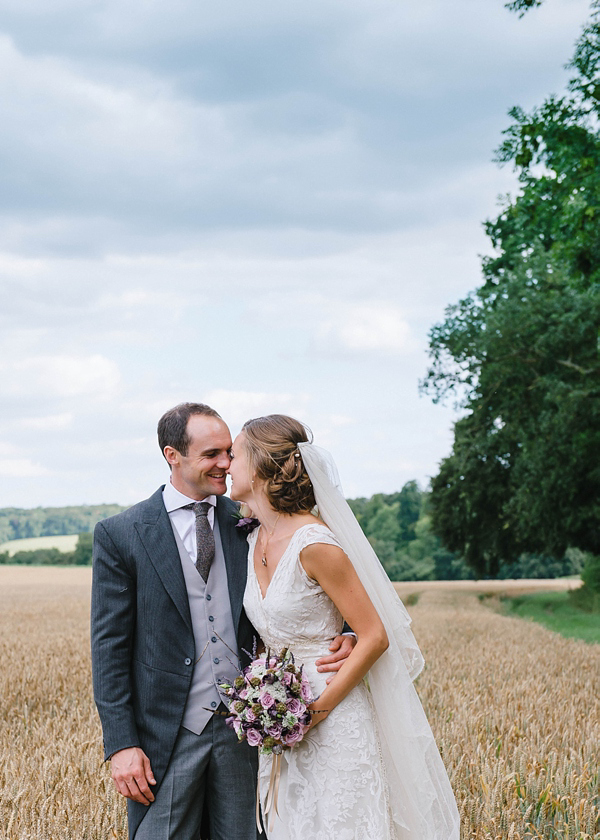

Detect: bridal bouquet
[219, 647, 314, 755]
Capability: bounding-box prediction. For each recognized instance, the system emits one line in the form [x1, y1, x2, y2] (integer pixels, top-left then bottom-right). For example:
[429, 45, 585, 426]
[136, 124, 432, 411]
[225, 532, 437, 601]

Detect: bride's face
[227, 433, 254, 502]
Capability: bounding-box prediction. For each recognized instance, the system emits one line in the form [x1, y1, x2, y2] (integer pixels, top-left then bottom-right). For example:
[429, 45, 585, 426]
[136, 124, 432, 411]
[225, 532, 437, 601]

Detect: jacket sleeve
[91, 519, 141, 761]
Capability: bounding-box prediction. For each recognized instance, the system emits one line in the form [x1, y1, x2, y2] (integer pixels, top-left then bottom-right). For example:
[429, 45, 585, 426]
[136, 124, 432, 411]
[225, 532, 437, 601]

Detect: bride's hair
[242, 415, 316, 514]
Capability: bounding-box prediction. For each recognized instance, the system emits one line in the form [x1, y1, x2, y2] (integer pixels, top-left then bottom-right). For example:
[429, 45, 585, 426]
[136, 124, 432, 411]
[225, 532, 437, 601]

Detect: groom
[91, 402, 354, 840]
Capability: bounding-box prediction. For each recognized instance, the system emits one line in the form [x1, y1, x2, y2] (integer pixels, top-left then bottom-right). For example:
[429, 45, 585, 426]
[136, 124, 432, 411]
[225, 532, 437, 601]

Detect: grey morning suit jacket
[91, 488, 256, 839]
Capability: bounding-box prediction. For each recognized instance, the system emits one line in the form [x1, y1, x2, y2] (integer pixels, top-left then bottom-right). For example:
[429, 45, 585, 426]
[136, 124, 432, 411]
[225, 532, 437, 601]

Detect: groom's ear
[163, 446, 179, 470]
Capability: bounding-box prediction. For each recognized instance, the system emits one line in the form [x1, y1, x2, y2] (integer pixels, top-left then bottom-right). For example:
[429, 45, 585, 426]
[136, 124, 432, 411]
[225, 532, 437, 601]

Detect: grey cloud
[0, 0, 588, 258]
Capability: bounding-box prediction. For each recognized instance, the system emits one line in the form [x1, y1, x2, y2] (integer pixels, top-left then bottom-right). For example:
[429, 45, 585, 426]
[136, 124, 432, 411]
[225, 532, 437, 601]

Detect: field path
[394, 576, 581, 598]
[0, 568, 597, 839]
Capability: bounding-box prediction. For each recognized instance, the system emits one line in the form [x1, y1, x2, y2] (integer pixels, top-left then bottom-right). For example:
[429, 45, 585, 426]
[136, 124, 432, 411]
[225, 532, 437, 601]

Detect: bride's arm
[300, 542, 389, 726]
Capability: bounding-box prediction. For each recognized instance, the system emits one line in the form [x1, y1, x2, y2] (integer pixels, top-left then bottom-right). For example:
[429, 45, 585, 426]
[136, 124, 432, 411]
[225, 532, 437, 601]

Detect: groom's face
[168, 414, 232, 499]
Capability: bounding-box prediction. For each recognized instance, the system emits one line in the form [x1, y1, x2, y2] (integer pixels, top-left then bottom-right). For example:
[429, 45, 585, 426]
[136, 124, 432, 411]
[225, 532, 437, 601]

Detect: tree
[72, 532, 94, 565]
[422, 2, 600, 575]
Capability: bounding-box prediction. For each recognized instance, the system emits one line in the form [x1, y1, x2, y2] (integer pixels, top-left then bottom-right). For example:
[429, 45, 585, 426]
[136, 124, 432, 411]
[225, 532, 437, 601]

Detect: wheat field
[0, 568, 597, 840]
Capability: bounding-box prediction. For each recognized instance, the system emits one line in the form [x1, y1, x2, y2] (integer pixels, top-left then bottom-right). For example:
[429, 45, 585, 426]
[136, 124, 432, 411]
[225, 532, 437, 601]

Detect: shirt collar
[163, 480, 217, 514]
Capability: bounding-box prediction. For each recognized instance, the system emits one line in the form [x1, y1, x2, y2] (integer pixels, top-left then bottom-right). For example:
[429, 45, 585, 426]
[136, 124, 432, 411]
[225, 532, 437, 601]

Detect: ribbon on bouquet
[256, 750, 283, 834]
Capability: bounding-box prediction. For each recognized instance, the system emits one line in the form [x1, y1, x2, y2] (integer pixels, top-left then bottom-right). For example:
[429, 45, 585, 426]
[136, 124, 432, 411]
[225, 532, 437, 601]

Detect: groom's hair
[158, 402, 221, 458]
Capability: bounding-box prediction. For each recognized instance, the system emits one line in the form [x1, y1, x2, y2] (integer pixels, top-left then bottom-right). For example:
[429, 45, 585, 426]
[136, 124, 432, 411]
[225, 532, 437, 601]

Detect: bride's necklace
[260, 514, 281, 566]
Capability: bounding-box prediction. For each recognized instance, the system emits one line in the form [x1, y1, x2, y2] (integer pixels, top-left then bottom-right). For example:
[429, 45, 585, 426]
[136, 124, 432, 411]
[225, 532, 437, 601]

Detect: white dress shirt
[162, 481, 216, 566]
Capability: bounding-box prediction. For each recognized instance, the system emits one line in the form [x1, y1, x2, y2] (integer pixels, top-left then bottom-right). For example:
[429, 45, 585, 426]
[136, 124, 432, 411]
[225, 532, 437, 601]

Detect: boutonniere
[233, 503, 260, 534]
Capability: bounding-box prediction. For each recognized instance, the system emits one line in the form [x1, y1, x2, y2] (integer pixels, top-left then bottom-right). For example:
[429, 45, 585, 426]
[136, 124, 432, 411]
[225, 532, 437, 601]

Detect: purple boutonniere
[233, 507, 260, 533]
[236, 516, 260, 533]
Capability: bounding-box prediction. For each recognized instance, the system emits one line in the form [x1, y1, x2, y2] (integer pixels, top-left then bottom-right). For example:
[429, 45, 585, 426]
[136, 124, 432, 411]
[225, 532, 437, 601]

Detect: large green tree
[422, 1, 600, 576]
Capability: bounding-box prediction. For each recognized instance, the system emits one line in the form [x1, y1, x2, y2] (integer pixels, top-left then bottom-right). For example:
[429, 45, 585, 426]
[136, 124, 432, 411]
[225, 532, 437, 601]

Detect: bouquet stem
[257, 751, 283, 833]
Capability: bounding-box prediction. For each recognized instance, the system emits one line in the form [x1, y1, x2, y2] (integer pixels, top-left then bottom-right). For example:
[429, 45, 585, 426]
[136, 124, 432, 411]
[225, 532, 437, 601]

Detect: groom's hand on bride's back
[110, 746, 156, 805]
[315, 634, 357, 684]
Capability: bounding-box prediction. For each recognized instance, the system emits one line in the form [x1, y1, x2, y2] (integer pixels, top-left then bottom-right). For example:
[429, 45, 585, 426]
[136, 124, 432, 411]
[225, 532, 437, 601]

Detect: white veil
[298, 442, 460, 840]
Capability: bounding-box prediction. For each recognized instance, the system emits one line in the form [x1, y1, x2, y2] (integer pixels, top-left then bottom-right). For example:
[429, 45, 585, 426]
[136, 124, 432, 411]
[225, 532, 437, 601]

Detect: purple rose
[245, 708, 257, 723]
[287, 698, 305, 716]
[267, 722, 283, 739]
[283, 725, 304, 746]
[239, 688, 248, 700]
[246, 728, 263, 747]
[299, 710, 311, 727]
[260, 692, 275, 709]
[300, 680, 314, 702]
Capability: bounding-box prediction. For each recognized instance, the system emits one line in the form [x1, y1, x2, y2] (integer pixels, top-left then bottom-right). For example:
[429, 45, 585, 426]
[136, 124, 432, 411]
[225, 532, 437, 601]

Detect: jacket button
[211, 636, 217, 643]
[211, 701, 217, 708]
[206, 594, 212, 601]
[184, 658, 192, 666]
[213, 657, 220, 664]
[208, 615, 214, 622]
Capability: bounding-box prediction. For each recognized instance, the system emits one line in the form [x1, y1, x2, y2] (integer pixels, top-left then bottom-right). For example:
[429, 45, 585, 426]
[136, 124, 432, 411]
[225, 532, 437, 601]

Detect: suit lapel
[216, 496, 249, 630]
[134, 487, 192, 632]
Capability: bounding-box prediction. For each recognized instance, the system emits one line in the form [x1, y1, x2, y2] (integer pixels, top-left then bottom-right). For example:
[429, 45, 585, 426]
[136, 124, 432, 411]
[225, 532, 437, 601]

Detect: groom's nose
[216, 451, 231, 469]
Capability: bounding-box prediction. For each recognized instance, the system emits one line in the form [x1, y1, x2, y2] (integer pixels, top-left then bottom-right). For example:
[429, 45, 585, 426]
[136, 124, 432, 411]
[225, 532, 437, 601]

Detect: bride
[227, 414, 459, 840]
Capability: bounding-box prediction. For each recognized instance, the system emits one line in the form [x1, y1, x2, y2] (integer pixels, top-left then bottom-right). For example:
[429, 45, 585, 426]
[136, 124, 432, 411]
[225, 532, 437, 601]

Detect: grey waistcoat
[171, 518, 242, 735]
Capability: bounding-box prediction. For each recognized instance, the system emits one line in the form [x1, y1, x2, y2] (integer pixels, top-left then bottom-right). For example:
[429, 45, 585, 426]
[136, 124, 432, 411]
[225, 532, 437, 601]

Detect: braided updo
[242, 415, 316, 514]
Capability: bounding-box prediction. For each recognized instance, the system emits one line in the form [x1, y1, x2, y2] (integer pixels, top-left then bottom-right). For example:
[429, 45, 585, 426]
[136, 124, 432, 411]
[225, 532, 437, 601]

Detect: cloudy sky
[0, 0, 589, 508]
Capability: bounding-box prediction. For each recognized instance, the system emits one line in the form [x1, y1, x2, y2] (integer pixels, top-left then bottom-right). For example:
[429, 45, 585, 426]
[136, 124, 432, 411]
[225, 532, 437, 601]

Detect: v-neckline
[251, 523, 315, 602]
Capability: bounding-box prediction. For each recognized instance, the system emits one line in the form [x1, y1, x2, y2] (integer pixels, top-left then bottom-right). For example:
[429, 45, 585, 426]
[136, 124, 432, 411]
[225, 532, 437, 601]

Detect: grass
[0, 567, 598, 839]
[501, 590, 600, 645]
[0, 534, 79, 555]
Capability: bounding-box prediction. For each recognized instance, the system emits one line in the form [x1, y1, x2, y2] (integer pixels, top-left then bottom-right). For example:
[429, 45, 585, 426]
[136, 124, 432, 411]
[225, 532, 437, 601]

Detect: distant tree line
[0, 494, 588, 580]
[348, 482, 585, 582]
[0, 504, 127, 544]
[0, 533, 95, 566]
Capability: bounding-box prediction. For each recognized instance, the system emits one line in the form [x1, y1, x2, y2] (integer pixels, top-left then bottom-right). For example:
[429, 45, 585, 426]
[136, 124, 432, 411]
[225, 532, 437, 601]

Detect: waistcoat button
[211, 636, 217, 643]
[206, 594, 212, 601]
[213, 657, 220, 664]
[208, 615, 214, 621]
[211, 701, 217, 708]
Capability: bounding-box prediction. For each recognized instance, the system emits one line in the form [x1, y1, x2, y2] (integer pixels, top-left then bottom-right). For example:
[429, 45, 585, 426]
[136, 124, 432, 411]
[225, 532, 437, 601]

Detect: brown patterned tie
[182, 502, 215, 582]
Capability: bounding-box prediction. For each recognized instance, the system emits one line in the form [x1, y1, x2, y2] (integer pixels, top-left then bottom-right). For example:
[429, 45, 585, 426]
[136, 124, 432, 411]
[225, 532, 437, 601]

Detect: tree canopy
[422, 1, 600, 576]
[0, 504, 127, 544]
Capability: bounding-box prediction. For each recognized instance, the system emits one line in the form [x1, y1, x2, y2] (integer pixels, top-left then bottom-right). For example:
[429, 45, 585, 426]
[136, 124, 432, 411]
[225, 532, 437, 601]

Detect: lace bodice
[243, 524, 344, 664]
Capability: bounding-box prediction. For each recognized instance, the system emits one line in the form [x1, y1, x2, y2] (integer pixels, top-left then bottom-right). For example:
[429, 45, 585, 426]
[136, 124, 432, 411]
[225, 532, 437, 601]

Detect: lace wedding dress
[243, 443, 459, 840]
[243, 523, 395, 840]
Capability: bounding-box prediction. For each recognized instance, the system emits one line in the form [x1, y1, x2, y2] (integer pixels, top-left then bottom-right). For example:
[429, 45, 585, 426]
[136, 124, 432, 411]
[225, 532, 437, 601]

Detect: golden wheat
[0, 568, 597, 839]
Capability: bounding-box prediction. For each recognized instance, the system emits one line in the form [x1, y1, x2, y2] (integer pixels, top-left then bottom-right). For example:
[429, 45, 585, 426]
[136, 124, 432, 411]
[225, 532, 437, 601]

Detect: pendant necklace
[261, 514, 281, 566]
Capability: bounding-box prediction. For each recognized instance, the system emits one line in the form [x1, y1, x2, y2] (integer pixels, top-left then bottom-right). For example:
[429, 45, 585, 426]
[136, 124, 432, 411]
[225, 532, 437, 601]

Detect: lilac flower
[287, 698, 305, 716]
[283, 725, 304, 746]
[246, 728, 263, 747]
[301, 681, 314, 702]
[235, 517, 260, 533]
[267, 722, 283, 739]
[260, 692, 275, 709]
